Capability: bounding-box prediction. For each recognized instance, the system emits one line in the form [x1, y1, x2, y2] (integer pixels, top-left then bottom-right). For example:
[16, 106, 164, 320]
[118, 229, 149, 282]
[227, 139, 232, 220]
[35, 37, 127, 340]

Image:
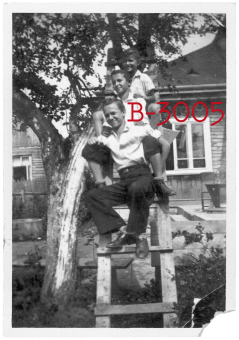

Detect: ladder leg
[111, 267, 118, 295]
[160, 252, 178, 328]
[95, 234, 112, 328]
[152, 202, 178, 328]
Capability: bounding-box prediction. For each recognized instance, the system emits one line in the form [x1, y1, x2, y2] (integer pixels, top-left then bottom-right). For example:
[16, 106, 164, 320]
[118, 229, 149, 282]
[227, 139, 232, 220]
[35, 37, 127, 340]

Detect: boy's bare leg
[149, 153, 164, 178]
[88, 161, 105, 187]
[149, 153, 176, 196]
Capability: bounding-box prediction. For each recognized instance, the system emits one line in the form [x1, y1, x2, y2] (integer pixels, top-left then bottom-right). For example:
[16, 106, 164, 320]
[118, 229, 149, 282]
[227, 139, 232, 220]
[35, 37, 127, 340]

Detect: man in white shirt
[85, 98, 170, 259]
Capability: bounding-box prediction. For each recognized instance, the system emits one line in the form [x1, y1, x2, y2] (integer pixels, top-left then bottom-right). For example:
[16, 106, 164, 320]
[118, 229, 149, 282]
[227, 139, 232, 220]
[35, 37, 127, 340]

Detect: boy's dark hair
[111, 69, 130, 82]
[122, 47, 141, 61]
[102, 98, 125, 114]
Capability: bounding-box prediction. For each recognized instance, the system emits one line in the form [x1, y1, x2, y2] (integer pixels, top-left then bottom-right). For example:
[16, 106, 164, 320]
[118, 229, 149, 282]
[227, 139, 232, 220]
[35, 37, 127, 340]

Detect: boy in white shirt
[85, 98, 164, 258]
[121, 47, 161, 116]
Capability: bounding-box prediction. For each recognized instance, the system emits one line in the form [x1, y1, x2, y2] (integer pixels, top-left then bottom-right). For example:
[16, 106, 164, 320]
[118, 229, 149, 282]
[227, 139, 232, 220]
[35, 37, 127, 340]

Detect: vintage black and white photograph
[4, 1, 237, 336]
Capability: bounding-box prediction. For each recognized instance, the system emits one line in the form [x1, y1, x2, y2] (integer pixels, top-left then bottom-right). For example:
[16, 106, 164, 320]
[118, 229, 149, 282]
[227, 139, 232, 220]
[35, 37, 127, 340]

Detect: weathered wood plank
[95, 302, 175, 316]
[95, 234, 112, 328]
[154, 203, 178, 328]
[170, 215, 189, 222]
[97, 244, 173, 256]
[78, 258, 133, 269]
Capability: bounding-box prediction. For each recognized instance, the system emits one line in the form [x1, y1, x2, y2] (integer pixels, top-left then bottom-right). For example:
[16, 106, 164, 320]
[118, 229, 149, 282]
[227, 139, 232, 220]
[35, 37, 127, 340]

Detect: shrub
[175, 247, 226, 326]
[12, 194, 48, 220]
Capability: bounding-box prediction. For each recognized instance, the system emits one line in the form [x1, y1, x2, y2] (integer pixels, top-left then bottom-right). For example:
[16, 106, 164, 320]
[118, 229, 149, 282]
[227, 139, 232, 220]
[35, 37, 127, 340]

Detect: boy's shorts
[82, 142, 112, 166]
[82, 135, 162, 166]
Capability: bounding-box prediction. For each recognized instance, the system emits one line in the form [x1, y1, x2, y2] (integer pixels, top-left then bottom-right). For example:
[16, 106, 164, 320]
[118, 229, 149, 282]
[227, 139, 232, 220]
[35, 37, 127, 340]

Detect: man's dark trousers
[85, 165, 155, 235]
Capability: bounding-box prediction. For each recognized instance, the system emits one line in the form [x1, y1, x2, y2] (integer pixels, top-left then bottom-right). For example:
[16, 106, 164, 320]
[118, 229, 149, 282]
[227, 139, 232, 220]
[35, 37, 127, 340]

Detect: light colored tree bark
[13, 89, 94, 307]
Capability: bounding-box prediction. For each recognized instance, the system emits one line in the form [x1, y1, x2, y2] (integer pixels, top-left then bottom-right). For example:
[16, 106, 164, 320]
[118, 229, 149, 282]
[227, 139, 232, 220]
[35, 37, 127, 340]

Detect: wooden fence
[12, 178, 48, 219]
[13, 177, 48, 194]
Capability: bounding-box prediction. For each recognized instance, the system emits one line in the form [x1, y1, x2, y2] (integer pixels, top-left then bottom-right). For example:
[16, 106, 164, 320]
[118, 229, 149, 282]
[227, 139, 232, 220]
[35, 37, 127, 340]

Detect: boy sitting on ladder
[84, 98, 171, 259]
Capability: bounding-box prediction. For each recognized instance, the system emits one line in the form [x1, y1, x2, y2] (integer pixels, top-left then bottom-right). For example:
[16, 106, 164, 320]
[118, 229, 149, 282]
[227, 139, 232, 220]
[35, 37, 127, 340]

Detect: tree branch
[64, 68, 81, 102]
[137, 14, 158, 57]
[13, 88, 65, 178]
[107, 14, 123, 60]
[77, 77, 92, 97]
[118, 24, 134, 47]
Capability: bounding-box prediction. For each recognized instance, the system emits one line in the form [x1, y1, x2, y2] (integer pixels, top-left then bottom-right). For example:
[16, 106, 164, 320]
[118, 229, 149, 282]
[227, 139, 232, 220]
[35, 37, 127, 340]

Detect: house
[149, 25, 226, 203]
[12, 127, 46, 182]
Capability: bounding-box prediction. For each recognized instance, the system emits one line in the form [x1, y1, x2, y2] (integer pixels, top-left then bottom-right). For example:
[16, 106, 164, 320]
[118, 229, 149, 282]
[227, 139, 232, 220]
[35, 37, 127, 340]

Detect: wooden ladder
[94, 198, 178, 328]
[93, 47, 179, 328]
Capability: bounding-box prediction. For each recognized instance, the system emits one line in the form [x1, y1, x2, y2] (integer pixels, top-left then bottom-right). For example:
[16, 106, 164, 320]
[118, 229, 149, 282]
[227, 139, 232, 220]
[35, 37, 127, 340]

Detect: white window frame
[12, 155, 33, 180]
[166, 118, 212, 175]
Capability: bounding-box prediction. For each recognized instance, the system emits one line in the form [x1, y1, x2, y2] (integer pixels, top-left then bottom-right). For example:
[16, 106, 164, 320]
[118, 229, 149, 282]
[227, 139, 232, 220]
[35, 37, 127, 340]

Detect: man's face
[103, 103, 125, 130]
[111, 73, 129, 96]
[122, 56, 139, 74]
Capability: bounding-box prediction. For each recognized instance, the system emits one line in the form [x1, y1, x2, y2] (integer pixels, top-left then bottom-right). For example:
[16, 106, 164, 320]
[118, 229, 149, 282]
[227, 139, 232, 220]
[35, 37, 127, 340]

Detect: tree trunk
[13, 89, 96, 307]
[41, 125, 94, 307]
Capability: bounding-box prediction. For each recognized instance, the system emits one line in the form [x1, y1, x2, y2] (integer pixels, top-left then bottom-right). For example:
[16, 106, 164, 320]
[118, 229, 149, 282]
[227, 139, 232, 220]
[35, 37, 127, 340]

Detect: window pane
[166, 143, 174, 170]
[22, 156, 30, 165]
[178, 159, 189, 169]
[192, 124, 205, 158]
[13, 166, 27, 181]
[193, 159, 206, 168]
[175, 125, 188, 159]
[12, 156, 21, 166]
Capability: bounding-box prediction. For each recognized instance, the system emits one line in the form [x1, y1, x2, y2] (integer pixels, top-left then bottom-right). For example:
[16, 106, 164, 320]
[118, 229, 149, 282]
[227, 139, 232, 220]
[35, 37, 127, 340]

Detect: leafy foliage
[12, 267, 95, 328]
[172, 223, 214, 246]
[12, 194, 47, 220]
[13, 13, 224, 130]
[176, 248, 226, 326]
[13, 13, 108, 126]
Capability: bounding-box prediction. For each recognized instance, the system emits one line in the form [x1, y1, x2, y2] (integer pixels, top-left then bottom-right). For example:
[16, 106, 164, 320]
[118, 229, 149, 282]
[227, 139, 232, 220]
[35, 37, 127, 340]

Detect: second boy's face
[112, 74, 129, 96]
[122, 56, 139, 74]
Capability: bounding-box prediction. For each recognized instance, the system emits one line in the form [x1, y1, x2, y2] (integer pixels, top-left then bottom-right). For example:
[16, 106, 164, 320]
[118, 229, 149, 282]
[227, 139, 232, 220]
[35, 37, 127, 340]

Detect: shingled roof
[158, 26, 226, 87]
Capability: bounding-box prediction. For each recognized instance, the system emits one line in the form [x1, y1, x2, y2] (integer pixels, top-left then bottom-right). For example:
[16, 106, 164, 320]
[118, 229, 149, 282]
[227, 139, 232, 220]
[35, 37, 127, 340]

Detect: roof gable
[158, 27, 226, 86]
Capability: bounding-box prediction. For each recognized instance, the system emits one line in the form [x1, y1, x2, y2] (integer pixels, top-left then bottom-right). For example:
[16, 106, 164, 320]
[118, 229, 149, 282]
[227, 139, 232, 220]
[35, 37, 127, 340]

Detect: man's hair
[111, 69, 130, 82]
[122, 47, 141, 61]
[101, 98, 125, 114]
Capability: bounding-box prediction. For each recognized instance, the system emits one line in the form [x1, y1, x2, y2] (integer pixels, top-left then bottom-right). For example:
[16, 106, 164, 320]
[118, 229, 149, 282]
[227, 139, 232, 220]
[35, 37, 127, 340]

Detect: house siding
[209, 102, 226, 172]
[12, 128, 46, 180]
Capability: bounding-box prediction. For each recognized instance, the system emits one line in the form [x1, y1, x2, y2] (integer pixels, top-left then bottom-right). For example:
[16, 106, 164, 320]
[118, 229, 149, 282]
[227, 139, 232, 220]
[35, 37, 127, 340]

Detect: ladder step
[170, 214, 189, 222]
[97, 245, 173, 256]
[78, 258, 134, 269]
[95, 302, 175, 316]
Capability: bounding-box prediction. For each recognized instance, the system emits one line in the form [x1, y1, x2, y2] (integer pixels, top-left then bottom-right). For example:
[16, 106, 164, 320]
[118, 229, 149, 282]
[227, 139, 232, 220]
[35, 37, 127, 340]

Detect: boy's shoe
[135, 238, 149, 259]
[106, 233, 137, 248]
[154, 179, 176, 197]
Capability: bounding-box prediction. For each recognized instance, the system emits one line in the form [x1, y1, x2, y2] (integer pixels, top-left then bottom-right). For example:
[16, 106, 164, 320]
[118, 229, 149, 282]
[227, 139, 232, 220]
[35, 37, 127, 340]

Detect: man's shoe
[106, 233, 137, 248]
[135, 238, 149, 259]
[154, 179, 176, 197]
